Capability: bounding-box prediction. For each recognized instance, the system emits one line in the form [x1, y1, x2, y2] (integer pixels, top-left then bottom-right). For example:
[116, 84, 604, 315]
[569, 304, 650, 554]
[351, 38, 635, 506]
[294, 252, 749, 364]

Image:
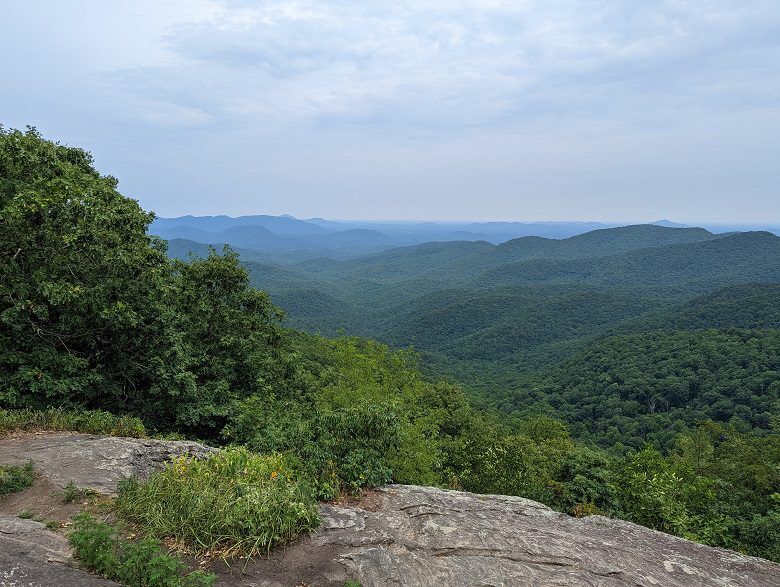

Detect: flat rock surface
[0, 514, 118, 586]
[0, 431, 215, 493]
[309, 485, 780, 587]
[2, 432, 779, 586]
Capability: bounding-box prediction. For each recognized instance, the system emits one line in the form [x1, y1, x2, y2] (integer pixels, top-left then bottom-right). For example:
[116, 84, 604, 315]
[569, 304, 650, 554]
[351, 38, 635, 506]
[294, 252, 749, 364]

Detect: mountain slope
[475, 232, 780, 291]
[499, 329, 780, 451]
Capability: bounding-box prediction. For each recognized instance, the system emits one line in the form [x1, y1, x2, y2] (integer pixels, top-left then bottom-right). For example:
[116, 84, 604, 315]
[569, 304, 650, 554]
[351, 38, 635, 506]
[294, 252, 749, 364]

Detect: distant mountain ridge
[154, 214, 747, 261]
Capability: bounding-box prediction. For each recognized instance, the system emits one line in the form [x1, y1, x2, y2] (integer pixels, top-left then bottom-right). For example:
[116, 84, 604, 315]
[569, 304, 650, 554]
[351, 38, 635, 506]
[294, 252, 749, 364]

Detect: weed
[63, 480, 85, 503]
[18, 509, 33, 519]
[0, 461, 35, 494]
[69, 514, 215, 587]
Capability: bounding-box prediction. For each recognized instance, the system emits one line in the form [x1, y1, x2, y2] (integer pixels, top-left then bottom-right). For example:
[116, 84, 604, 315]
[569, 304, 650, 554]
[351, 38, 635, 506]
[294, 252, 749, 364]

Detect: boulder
[311, 485, 780, 587]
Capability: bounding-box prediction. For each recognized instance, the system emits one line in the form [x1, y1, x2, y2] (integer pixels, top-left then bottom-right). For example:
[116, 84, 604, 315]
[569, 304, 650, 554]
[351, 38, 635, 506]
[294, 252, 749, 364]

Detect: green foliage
[166, 250, 293, 437]
[0, 461, 35, 495]
[226, 397, 399, 499]
[116, 447, 319, 556]
[450, 416, 574, 503]
[62, 480, 84, 503]
[0, 408, 146, 437]
[613, 447, 716, 538]
[69, 514, 121, 577]
[69, 514, 215, 587]
[0, 126, 182, 417]
[223, 335, 471, 496]
[0, 128, 291, 437]
[502, 329, 780, 451]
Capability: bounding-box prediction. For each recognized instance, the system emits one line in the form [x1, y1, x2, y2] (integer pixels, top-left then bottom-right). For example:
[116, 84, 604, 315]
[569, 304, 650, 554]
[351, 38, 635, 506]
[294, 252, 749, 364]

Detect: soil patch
[0, 475, 85, 526]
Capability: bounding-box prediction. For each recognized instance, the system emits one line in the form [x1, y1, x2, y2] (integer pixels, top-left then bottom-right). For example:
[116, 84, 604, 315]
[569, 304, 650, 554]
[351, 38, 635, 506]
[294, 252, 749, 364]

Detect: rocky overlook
[1, 432, 778, 587]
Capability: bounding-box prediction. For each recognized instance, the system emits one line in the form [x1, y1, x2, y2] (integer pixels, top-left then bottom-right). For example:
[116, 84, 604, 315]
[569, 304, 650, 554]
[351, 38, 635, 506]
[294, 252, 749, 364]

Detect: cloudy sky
[2, 1, 778, 222]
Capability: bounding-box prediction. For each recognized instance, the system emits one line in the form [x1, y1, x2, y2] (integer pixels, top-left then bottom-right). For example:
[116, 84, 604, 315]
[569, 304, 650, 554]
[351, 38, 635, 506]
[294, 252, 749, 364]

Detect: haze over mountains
[151, 214, 780, 263]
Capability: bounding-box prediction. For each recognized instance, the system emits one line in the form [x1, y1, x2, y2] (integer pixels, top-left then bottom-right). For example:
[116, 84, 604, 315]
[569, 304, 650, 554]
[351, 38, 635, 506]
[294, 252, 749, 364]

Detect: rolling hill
[164, 222, 780, 447]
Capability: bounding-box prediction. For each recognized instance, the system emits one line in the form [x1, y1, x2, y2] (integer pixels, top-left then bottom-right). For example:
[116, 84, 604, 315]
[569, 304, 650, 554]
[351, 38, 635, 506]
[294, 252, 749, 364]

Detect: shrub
[63, 480, 87, 503]
[69, 514, 215, 587]
[0, 461, 35, 494]
[116, 447, 319, 556]
[0, 408, 146, 437]
[225, 398, 400, 499]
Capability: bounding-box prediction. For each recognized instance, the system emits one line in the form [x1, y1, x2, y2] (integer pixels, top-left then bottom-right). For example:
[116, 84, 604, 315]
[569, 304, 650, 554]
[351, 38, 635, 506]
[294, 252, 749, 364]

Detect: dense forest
[1, 127, 778, 563]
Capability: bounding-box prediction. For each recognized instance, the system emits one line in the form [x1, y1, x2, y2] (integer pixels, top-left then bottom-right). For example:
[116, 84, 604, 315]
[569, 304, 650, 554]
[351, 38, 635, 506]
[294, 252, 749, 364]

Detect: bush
[62, 480, 88, 503]
[225, 399, 400, 499]
[0, 408, 146, 437]
[0, 461, 35, 494]
[69, 514, 215, 587]
[116, 447, 319, 556]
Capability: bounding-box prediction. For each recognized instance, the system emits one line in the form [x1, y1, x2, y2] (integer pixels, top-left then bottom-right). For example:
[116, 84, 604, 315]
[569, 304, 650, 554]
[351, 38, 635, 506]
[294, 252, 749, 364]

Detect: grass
[62, 480, 93, 504]
[116, 447, 320, 557]
[18, 509, 33, 519]
[0, 461, 35, 495]
[0, 408, 146, 438]
[69, 514, 215, 587]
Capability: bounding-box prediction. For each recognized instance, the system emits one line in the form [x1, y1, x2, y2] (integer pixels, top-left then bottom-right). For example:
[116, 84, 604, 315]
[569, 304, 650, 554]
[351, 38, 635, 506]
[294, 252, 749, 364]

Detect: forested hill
[227, 227, 780, 361]
[495, 329, 780, 451]
[286, 228, 778, 291]
[207, 224, 780, 455]
[288, 223, 722, 283]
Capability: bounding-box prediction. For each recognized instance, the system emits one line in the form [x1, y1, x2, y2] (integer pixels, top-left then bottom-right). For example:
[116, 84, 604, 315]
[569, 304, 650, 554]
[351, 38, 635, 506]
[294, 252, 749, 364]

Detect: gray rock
[0, 514, 118, 586]
[0, 432, 215, 494]
[310, 485, 780, 587]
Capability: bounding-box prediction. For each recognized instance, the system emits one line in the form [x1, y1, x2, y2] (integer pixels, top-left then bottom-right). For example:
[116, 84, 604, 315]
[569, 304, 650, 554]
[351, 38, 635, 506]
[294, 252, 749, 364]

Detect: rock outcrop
[1, 432, 779, 587]
[0, 431, 215, 494]
[312, 485, 780, 586]
[0, 514, 119, 586]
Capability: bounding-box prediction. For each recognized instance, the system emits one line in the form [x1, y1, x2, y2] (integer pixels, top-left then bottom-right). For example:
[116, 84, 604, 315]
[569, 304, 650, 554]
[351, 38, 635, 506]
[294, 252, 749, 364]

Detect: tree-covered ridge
[1, 127, 779, 562]
[625, 283, 780, 332]
[226, 223, 780, 366]
[380, 286, 658, 361]
[496, 329, 780, 451]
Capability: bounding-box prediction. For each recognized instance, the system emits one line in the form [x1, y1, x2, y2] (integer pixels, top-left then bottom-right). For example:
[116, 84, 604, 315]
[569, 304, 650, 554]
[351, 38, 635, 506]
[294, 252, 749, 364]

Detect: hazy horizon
[155, 212, 778, 230]
[3, 1, 778, 223]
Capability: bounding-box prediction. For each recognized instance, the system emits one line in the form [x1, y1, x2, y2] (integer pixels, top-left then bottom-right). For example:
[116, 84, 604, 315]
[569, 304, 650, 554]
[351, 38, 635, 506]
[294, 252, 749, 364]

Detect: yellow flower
[271, 471, 278, 479]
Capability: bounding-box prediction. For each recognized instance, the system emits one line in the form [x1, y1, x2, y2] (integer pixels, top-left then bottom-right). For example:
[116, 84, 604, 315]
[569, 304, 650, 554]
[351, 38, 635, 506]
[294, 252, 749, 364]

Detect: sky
[2, 1, 779, 222]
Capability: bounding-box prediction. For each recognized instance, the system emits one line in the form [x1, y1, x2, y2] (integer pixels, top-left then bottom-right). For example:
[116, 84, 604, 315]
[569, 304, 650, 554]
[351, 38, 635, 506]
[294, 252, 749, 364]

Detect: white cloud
[1, 0, 778, 221]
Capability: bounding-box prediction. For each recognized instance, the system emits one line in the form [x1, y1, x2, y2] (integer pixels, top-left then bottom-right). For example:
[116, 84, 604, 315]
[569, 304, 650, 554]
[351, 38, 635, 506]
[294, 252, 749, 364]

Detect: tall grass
[0, 461, 35, 494]
[116, 447, 320, 557]
[0, 408, 146, 437]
